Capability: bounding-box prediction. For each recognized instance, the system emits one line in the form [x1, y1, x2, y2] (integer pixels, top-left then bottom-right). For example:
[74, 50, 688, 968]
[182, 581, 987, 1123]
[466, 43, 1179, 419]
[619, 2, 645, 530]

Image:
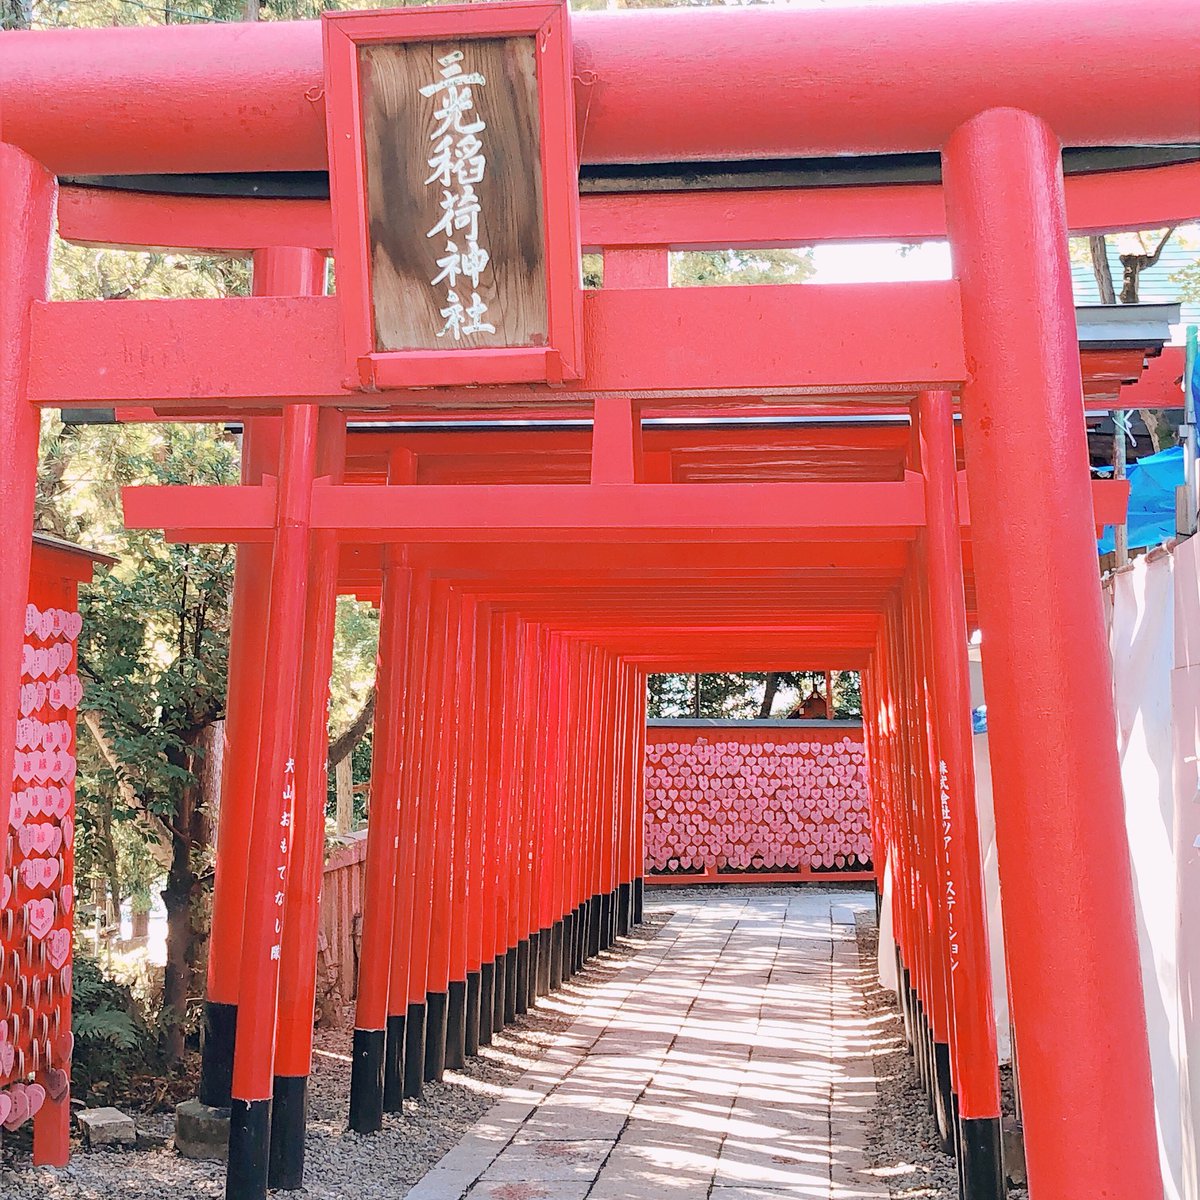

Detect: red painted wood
[57, 161, 1200, 259]
[944, 107, 1164, 1199]
[352, 544, 412, 1035]
[275, 410, 346, 1079]
[27, 282, 966, 409]
[5, 2, 1196, 174]
[6, 544, 98, 1166]
[918, 390, 1002, 1121]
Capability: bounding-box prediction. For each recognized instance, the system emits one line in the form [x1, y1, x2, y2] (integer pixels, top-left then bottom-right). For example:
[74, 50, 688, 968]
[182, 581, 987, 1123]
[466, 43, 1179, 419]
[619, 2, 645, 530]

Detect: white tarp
[877, 848, 898, 992]
[1172, 535, 1200, 1200]
[1109, 549, 1187, 1200]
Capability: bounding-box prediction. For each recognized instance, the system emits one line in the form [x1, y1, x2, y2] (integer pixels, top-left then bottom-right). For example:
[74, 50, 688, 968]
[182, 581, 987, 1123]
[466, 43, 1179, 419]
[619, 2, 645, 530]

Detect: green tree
[71, 423, 239, 1062]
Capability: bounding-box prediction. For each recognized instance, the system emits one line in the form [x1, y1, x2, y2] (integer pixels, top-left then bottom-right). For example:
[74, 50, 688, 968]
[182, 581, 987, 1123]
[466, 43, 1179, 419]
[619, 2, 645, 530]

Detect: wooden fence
[319, 832, 366, 1003]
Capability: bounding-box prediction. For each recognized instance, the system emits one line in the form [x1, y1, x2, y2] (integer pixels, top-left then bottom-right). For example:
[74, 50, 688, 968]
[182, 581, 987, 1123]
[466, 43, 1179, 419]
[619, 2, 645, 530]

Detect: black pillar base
[588, 895, 602, 958]
[600, 892, 613, 951]
[536, 928, 552, 996]
[515, 938, 531, 1016]
[561, 913, 574, 979]
[445, 979, 468, 1071]
[199, 1000, 238, 1109]
[383, 1014, 405, 1113]
[268, 1075, 307, 1191]
[915, 1002, 933, 1111]
[633, 876, 644, 924]
[525, 936, 539, 1009]
[550, 920, 564, 990]
[465, 971, 482, 1058]
[493, 951, 507, 1033]
[934, 1041, 956, 1155]
[617, 882, 632, 936]
[899, 962, 915, 1052]
[479, 959, 496, 1045]
[403, 1002, 426, 1099]
[348, 1027, 386, 1134]
[226, 1097, 270, 1200]
[960, 1116, 1006, 1200]
[504, 946, 519, 1024]
[424, 990, 448, 1083]
[575, 902, 587, 970]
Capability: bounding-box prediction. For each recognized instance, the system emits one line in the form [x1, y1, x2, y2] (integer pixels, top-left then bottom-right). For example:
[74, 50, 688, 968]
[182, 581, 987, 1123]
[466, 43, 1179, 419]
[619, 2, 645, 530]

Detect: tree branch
[329, 687, 376, 766]
[81, 710, 174, 871]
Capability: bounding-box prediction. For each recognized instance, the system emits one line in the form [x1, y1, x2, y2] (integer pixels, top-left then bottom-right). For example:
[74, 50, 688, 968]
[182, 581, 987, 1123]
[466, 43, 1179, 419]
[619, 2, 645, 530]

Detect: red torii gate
[0, 3, 1196, 1199]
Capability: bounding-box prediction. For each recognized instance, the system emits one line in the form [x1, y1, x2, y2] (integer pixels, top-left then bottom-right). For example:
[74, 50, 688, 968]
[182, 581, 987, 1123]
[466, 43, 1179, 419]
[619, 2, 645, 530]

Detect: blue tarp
[1098, 445, 1186, 554]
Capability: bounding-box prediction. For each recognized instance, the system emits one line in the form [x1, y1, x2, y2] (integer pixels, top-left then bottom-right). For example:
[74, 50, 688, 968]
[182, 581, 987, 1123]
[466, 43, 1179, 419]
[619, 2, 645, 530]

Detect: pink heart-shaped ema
[54, 1031, 73, 1067]
[59, 965, 72, 994]
[4, 1084, 28, 1130]
[26, 898, 54, 941]
[37, 609, 54, 641]
[61, 884, 74, 914]
[24, 1083, 45, 1120]
[47, 928, 70, 971]
[44, 1067, 68, 1103]
[9, 791, 30, 829]
[24, 605, 39, 639]
[64, 612, 82, 641]
[0, 875, 9, 908]
[0, 1040, 13, 1079]
[0, 1092, 10, 1126]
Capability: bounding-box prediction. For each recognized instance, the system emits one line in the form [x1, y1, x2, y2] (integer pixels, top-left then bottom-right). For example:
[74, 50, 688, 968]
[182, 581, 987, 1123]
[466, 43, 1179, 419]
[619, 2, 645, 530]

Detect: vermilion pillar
[385, 569, 431, 1104]
[202, 241, 317, 1109]
[350, 455, 413, 1131]
[446, 594, 477, 1068]
[943, 107, 1163, 1200]
[0, 146, 54, 867]
[269, 410, 345, 1189]
[424, 588, 462, 1081]
[226, 396, 321, 1200]
[200, 418, 278, 1110]
[348, 541, 412, 1131]
[918, 390, 1005, 1199]
[404, 580, 450, 1095]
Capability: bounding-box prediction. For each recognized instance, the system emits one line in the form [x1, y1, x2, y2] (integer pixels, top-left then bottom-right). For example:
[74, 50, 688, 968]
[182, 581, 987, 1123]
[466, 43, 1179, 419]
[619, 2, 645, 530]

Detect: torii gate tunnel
[1, 1, 1197, 1197]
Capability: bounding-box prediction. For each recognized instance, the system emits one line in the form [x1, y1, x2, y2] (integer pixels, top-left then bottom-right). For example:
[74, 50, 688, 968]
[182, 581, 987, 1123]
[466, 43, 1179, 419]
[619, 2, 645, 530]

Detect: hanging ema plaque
[323, 2, 583, 391]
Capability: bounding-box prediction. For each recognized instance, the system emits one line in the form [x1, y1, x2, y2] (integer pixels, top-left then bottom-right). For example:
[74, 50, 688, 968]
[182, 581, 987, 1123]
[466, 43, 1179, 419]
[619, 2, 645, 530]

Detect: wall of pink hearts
[2, 536, 107, 1164]
[644, 720, 874, 884]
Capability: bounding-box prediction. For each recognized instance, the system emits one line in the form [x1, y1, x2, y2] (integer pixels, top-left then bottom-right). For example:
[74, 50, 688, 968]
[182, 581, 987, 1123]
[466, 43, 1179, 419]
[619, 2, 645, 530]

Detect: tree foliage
[648, 671, 862, 721]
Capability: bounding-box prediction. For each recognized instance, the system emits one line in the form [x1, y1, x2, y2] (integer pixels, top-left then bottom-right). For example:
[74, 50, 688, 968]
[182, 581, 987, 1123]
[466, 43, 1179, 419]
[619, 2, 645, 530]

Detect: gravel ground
[0, 912, 670, 1200]
[854, 909, 1028, 1200]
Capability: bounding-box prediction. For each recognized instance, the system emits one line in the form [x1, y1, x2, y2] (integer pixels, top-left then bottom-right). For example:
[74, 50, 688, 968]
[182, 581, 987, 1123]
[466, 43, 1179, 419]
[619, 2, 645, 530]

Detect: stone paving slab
[406, 889, 887, 1200]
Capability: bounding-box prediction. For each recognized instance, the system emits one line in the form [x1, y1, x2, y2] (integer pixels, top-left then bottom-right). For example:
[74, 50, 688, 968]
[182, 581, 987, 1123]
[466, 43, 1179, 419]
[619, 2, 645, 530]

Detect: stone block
[1002, 1117, 1027, 1188]
[174, 1097, 230, 1162]
[77, 1106, 136, 1149]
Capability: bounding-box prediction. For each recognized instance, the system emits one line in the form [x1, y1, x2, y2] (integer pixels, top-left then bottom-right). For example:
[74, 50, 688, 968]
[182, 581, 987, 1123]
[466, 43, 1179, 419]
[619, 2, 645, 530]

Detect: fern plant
[71, 952, 157, 1099]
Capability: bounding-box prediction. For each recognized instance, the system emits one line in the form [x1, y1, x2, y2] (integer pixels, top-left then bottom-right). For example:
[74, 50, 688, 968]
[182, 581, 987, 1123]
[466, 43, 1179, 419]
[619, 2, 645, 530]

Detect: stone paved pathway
[407, 889, 887, 1200]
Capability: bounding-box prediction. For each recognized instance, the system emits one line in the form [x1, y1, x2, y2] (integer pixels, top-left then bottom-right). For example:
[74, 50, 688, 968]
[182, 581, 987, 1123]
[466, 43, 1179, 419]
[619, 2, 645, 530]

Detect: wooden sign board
[323, 3, 583, 392]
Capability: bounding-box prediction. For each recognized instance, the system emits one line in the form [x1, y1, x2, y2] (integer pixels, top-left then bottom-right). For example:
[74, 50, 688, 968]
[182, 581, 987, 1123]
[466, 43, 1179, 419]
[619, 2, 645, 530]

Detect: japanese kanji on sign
[323, 1, 583, 391]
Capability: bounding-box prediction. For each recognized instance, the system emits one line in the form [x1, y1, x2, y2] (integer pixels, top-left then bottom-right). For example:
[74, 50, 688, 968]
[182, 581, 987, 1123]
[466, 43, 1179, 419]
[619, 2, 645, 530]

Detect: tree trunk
[0, 0, 31, 31]
[758, 673, 780, 719]
[1088, 235, 1116, 305]
[97, 794, 121, 927]
[160, 724, 217, 1064]
[335, 755, 354, 835]
[329, 687, 375, 767]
